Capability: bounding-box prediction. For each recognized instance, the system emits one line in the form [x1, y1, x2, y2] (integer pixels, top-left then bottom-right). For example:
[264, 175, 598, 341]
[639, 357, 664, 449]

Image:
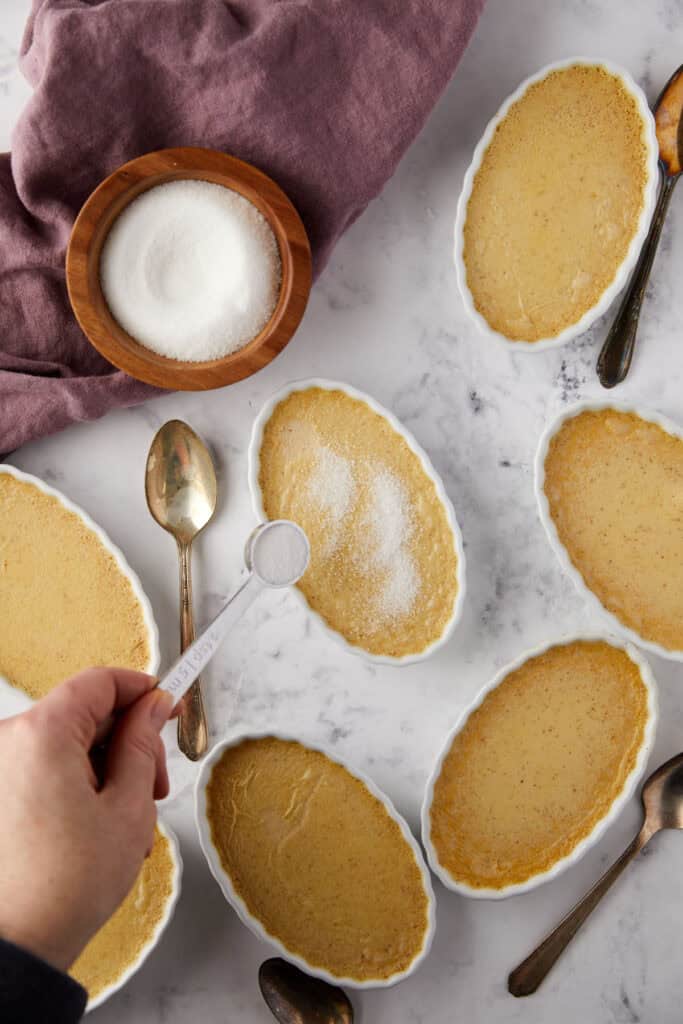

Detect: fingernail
[149, 690, 174, 730]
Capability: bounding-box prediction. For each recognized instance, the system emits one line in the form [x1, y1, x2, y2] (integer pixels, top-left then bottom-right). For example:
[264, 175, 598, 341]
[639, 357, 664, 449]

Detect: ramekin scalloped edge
[421, 633, 658, 899]
[0, 464, 160, 682]
[247, 377, 467, 666]
[535, 399, 683, 662]
[453, 56, 660, 351]
[86, 818, 183, 1011]
[195, 729, 436, 989]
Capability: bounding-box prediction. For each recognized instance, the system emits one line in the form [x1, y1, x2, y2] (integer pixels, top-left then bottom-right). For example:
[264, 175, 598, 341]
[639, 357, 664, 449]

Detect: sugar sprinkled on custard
[70, 827, 175, 999]
[544, 408, 683, 650]
[429, 641, 648, 889]
[0, 473, 150, 699]
[258, 387, 458, 657]
[206, 737, 430, 981]
[463, 63, 649, 341]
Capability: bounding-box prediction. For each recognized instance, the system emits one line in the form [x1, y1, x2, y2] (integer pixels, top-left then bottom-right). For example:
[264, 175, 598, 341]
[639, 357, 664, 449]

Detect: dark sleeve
[0, 938, 87, 1024]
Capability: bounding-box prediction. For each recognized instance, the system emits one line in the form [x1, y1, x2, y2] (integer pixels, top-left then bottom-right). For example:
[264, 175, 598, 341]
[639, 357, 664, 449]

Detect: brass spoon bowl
[509, 752, 683, 996]
[259, 958, 354, 1024]
[145, 419, 217, 760]
[597, 64, 683, 387]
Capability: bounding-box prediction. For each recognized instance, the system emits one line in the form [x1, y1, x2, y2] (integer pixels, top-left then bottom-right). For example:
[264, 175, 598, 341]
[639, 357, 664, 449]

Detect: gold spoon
[145, 419, 217, 761]
[509, 752, 683, 997]
[158, 521, 309, 704]
[259, 959, 353, 1024]
[597, 64, 683, 387]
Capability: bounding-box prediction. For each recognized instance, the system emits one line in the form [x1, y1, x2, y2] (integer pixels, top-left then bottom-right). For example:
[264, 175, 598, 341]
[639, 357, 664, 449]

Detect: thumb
[104, 690, 174, 812]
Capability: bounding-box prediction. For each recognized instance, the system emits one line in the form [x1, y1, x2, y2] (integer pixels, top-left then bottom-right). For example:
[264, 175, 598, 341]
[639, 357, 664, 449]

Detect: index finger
[36, 667, 158, 749]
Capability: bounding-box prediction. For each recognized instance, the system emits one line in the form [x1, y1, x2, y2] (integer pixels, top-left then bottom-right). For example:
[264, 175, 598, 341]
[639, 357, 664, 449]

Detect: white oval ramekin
[0, 468, 176, 1007]
[247, 377, 466, 665]
[536, 399, 683, 661]
[421, 634, 657, 899]
[86, 819, 183, 1012]
[0, 464, 160, 689]
[195, 730, 437, 989]
[454, 57, 659, 351]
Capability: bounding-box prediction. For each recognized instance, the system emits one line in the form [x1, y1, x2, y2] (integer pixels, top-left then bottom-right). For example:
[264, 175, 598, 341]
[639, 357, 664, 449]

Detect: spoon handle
[597, 172, 678, 388]
[159, 572, 263, 707]
[508, 825, 652, 997]
[176, 540, 208, 762]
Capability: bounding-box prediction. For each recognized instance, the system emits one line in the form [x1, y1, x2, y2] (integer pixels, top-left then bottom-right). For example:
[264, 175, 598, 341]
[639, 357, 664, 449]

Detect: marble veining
[2, 1, 683, 1021]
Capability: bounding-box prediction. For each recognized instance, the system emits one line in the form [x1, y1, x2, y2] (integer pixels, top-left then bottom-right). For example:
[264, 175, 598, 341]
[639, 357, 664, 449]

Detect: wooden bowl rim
[66, 146, 312, 390]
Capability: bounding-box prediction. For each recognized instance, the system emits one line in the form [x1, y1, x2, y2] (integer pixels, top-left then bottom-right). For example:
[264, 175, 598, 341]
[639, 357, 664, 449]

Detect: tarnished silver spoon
[597, 64, 683, 387]
[145, 420, 217, 761]
[157, 520, 309, 706]
[509, 752, 683, 996]
[259, 959, 354, 1024]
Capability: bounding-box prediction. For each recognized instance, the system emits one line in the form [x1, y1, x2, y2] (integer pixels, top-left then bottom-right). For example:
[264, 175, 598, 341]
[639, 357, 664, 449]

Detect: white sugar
[307, 445, 355, 532]
[367, 470, 411, 566]
[252, 522, 309, 586]
[364, 470, 419, 618]
[380, 549, 420, 618]
[303, 442, 420, 621]
[100, 179, 281, 361]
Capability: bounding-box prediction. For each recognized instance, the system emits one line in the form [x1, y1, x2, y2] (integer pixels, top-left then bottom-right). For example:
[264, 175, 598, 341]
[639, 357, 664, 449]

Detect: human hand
[0, 668, 174, 972]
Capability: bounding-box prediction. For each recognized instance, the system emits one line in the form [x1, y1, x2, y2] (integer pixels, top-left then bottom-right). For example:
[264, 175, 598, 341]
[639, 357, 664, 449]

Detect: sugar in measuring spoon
[158, 520, 309, 706]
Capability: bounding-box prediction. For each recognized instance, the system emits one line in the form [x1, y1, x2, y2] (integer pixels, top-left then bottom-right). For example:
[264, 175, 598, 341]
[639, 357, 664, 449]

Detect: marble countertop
[2, 1, 683, 1021]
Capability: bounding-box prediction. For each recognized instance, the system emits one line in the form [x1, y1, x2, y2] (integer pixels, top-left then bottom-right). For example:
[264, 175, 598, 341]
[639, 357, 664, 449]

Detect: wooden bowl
[66, 147, 312, 390]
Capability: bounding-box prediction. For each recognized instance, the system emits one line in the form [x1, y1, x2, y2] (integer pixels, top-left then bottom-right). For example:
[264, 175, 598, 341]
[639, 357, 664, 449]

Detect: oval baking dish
[248, 378, 466, 665]
[0, 464, 159, 704]
[421, 635, 657, 898]
[454, 57, 659, 350]
[195, 730, 436, 988]
[536, 400, 683, 661]
[82, 820, 182, 1012]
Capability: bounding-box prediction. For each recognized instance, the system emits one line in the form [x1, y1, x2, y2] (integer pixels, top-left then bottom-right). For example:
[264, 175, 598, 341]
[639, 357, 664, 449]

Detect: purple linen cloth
[0, 0, 483, 453]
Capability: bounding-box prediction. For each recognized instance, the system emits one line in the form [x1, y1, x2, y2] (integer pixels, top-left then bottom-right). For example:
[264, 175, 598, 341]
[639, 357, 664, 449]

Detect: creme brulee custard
[257, 386, 459, 658]
[463, 63, 650, 342]
[70, 826, 177, 1000]
[543, 408, 683, 652]
[206, 737, 431, 982]
[428, 641, 649, 891]
[0, 471, 150, 699]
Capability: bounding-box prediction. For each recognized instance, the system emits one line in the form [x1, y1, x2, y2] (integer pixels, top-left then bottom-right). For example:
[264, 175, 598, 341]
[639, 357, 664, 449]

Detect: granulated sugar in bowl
[100, 179, 282, 361]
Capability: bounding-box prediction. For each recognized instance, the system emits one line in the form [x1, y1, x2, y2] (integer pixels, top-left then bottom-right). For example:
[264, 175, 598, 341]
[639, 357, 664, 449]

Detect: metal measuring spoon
[508, 751, 683, 997]
[597, 64, 683, 387]
[158, 520, 309, 708]
[259, 959, 354, 1024]
[146, 420, 217, 761]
